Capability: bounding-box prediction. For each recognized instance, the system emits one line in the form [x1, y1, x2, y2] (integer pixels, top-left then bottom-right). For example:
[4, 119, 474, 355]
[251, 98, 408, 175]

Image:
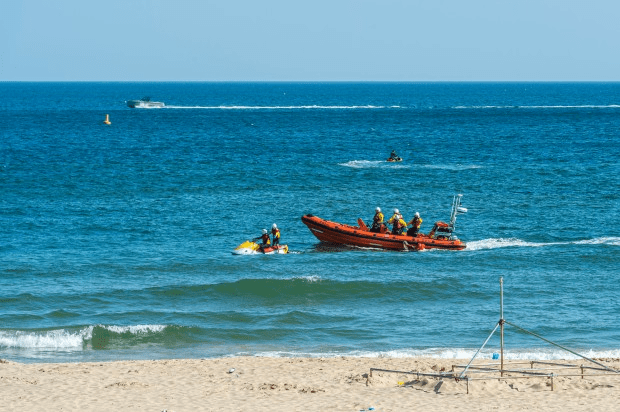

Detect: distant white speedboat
[127, 97, 165, 108]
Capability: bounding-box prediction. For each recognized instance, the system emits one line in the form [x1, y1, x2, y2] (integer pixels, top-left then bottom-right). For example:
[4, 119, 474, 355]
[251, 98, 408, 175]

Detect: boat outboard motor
[429, 221, 452, 239]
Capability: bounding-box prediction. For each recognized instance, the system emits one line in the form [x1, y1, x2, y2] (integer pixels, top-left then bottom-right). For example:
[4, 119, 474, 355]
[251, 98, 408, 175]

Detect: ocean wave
[0, 328, 91, 349]
[99, 324, 167, 334]
[165, 105, 390, 110]
[155, 278, 461, 303]
[250, 347, 620, 361]
[466, 237, 620, 251]
[287, 275, 322, 282]
[339, 160, 411, 169]
[391, 347, 620, 361]
[0, 324, 168, 350]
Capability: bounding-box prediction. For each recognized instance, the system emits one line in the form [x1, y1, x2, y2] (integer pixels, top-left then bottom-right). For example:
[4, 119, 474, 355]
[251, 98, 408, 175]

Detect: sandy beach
[2, 356, 619, 411]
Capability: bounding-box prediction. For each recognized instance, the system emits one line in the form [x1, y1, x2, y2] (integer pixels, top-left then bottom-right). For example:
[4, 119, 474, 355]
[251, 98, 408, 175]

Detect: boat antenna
[449, 194, 467, 229]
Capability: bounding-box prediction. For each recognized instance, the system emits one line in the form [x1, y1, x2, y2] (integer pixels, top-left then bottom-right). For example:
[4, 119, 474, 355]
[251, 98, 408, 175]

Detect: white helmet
[375, 207, 381, 212]
[393, 208, 399, 214]
[415, 212, 420, 218]
[272, 223, 277, 229]
[262, 229, 268, 234]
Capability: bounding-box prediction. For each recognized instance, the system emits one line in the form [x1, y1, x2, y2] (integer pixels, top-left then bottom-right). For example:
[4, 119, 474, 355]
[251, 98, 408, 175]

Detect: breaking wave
[287, 275, 323, 282]
[0, 324, 168, 350]
[251, 347, 620, 361]
[0, 328, 89, 349]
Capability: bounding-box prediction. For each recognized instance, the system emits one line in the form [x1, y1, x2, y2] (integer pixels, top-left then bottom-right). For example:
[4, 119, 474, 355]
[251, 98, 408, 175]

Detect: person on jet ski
[407, 212, 423, 236]
[253, 229, 271, 247]
[387, 209, 407, 235]
[271, 224, 281, 247]
[389, 150, 399, 161]
[371, 207, 384, 232]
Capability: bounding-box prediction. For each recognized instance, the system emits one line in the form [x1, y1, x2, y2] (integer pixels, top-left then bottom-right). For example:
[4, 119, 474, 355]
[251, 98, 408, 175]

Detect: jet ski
[387, 151, 402, 162]
[232, 240, 289, 255]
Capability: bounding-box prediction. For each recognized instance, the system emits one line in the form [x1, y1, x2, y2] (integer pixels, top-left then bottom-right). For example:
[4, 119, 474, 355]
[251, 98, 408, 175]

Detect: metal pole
[458, 322, 500, 379]
[500, 277, 504, 377]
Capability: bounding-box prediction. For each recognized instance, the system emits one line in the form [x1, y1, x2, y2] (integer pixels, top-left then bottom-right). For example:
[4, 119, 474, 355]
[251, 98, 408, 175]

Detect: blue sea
[1, 82, 619, 364]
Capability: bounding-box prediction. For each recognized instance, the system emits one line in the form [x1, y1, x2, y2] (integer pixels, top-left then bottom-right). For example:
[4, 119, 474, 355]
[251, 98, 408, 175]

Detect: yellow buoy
[103, 114, 111, 125]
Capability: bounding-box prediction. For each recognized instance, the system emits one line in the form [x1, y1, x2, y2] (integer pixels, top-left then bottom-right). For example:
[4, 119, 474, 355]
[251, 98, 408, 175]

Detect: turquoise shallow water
[1, 82, 619, 363]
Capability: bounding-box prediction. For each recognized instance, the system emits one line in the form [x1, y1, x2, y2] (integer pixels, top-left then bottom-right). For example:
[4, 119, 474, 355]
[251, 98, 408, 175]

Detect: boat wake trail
[339, 160, 411, 169]
[466, 237, 620, 251]
[165, 105, 395, 110]
[454, 105, 620, 110]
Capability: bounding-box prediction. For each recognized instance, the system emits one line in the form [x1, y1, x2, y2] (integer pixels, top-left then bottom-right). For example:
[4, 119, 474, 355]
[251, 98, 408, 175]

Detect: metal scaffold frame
[370, 277, 620, 394]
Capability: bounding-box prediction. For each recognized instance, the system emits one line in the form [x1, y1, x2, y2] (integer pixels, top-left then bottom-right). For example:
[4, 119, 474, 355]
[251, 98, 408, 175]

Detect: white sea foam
[165, 105, 387, 110]
[466, 237, 620, 251]
[465, 238, 550, 251]
[250, 348, 620, 361]
[454, 105, 620, 110]
[0, 324, 167, 349]
[0, 328, 93, 349]
[101, 324, 167, 334]
[339, 160, 411, 169]
[290, 275, 322, 282]
[339, 160, 383, 168]
[573, 237, 620, 246]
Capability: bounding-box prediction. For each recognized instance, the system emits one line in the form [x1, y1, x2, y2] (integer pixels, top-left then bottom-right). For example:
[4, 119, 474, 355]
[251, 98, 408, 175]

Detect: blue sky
[2, 0, 619, 81]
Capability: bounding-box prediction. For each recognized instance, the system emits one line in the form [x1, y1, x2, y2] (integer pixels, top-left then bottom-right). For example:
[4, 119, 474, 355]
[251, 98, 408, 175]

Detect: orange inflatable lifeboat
[301, 195, 467, 251]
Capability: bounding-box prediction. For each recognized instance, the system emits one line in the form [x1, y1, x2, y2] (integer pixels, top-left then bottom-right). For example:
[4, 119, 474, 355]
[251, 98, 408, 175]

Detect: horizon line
[2, 80, 620, 84]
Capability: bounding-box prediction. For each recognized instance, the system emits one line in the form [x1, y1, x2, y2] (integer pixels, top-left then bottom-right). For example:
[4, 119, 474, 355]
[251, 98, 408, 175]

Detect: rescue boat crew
[371, 207, 384, 232]
[387, 209, 407, 235]
[271, 223, 281, 246]
[387, 208, 402, 224]
[253, 229, 271, 246]
[407, 212, 423, 236]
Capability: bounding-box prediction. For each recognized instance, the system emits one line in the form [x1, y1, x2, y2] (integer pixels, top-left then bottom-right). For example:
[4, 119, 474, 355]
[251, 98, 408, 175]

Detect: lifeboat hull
[301, 215, 465, 251]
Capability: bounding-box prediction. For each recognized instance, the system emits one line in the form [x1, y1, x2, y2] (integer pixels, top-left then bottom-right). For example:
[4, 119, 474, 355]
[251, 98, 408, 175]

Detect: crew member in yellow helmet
[371, 207, 384, 232]
[407, 212, 423, 236]
[253, 229, 271, 246]
[271, 224, 281, 247]
[387, 209, 407, 235]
